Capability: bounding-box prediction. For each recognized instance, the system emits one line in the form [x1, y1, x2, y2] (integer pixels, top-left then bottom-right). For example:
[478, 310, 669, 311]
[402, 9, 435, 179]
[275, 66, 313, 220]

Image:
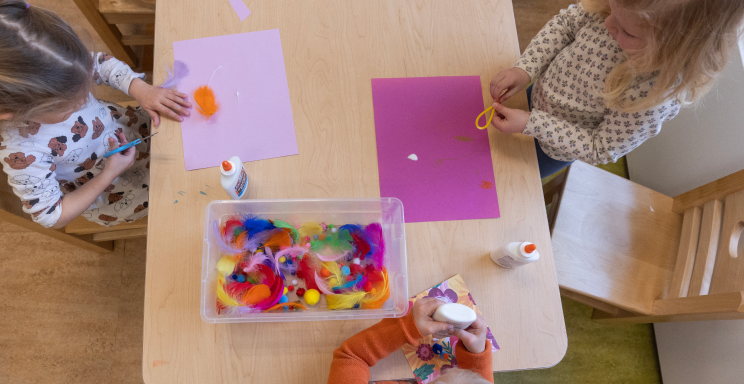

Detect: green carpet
[493, 157, 662, 383]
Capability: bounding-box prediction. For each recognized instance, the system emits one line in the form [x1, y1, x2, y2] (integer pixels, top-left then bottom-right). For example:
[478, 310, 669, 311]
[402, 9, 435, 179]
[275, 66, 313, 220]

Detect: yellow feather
[216, 273, 240, 307]
[323, 261, 344, 287]
[327, 291, 367, 310]
[299, 222, 323, 240]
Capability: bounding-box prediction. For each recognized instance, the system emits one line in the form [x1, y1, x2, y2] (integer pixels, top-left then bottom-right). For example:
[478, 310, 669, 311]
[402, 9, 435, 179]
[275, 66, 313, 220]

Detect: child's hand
[412, 298, 454, 339]
[490, 68, 531, 102]
[453, 314, 488, 354]
[490, 102, 530, 134]
[103, 132, 136, 177]
[129, 78, 192, 127]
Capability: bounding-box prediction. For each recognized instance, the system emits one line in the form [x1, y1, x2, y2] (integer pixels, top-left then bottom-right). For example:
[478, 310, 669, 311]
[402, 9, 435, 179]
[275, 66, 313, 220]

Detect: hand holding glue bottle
[220, 156, 249, 200]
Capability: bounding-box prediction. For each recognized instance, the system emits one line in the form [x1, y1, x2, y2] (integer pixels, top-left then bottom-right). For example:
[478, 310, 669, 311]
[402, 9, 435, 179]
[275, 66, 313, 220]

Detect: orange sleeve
[454, 340, 494, 383]
[327, 311, 423, 384]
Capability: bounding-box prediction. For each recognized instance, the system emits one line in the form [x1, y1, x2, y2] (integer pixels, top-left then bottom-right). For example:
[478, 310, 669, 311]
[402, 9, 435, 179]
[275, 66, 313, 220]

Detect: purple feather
[159, 60, 189, 88]
[365, 223, 385, 268]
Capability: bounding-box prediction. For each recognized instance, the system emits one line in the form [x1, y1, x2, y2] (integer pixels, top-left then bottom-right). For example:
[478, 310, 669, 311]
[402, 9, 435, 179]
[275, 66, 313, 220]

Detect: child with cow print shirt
[0, 1, 191, 228]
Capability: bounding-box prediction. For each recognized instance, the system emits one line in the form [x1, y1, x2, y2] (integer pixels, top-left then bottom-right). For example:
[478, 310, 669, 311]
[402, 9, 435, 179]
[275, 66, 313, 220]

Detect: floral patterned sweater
[0, 52, 151, 228]
[513, 3, 681, 164]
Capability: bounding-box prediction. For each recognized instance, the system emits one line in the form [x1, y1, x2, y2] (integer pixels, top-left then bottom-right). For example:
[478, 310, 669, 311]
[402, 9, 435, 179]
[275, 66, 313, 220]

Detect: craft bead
[313, 235, 319, 240]
[350, 264, 363, 275]
[283, 287, 288, 295]
[328, 224, 334, 229]
[331, 228, 337, 233]
[237, 275, 246, 283]
[306, 243, 311, 247]
[352, 258, 361, 265]
[292, 279, 298, 285]
[231, 274, 238, 280]
[287, 259, 293, 265]
[305, 236, 310, 242]
[341, 266, 350, 276]
[278, 256, 286, 263]
[279, 295, 289, 304]
[304, 289, 320, 305]
[320, 268, 331, 278]
[346, 275, 355, 282]
[432, 344, 443, 355]
[364, 282, 373, 292]
[319, 233, 327, 241]
[296, 288, 306, 296]
[288, 285, 294, 292]
[353, 303, 360, 309]
[296, 271, 304, 279]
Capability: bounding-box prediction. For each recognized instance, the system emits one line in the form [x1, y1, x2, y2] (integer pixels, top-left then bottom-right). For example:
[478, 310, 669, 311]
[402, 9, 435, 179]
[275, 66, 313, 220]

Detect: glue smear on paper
[228, 0, 251, 21]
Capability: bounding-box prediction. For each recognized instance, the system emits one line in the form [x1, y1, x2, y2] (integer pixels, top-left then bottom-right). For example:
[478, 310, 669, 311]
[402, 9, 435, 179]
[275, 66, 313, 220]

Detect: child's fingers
[168, 93, 192, 109]
[118, 132, 129, 145]
[146, 109, 161, 127]
[108, 137, 118, 149]
[157, 101, 184, 122]
[162, 99, 188, 117]
[415, 298, 445, 317]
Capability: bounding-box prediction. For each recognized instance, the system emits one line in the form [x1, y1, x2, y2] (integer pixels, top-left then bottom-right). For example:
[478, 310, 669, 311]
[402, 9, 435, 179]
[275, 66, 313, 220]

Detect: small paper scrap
[228, 0, 251, 21]
[408, 154, 418, 161]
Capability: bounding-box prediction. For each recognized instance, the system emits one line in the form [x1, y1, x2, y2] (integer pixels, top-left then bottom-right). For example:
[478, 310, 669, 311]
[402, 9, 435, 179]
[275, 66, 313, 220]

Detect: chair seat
[552, 161, 684, 314]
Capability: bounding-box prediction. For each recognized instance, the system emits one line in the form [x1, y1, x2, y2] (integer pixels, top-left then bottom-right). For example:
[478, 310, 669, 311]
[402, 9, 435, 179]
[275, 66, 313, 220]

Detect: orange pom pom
[194, 85, 219, 117]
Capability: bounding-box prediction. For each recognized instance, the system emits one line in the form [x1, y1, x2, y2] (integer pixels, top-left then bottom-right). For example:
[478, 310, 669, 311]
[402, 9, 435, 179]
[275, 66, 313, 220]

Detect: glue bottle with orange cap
[490, 242, 539, 268]
[220, 156, 249, 200]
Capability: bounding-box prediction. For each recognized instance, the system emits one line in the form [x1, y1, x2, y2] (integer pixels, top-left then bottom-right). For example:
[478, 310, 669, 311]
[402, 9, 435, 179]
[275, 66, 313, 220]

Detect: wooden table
[144, 1, 567, 383]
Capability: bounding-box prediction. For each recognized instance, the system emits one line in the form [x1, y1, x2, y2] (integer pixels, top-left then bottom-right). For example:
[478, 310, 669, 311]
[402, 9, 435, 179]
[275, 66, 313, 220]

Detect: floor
[0, 1, 660, 383]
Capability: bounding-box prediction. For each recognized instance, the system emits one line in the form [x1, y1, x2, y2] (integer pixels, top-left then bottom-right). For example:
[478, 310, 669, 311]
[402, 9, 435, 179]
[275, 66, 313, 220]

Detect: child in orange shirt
[328, 297, 494, 384]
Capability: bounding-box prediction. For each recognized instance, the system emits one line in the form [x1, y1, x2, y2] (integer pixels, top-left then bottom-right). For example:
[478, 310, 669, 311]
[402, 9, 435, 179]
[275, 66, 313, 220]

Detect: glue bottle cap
[524, 244, 537, 253]
[221, 161, 232, 171]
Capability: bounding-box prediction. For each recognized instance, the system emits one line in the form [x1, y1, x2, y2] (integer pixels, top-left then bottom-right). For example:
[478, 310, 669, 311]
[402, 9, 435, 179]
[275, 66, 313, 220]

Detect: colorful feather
[315, 271, 336, 295]
[159, 60, 189, 89]
[217, 274, 240, 307]
[240, 252, 268, 274]
[351, 233, 371, 260]
[242, 215, 276, 236]
[299, 255, 321, 291]
[216, 255, 240, 276]
[263, 230, 291, 252]
[361, 269, 390, 309]
[299, 222, 323, 240]
[263, 302, 307, 312]
[272, 219, 299, 243]
[194, 85, 219, 117]
[365, 223, 386, 268]
[316, 251, 350, 262]
[326, 291, 367, 310]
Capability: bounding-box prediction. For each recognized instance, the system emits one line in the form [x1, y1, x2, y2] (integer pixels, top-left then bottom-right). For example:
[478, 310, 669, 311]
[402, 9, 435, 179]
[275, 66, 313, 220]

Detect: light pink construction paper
[371, 76, 500, 223]
[173, 29, 298, 171]
[228, 0, 251, 21]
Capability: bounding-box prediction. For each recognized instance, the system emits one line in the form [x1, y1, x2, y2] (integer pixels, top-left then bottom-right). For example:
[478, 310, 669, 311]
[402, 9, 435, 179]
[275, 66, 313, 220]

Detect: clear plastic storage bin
[201, 198, 408, 323]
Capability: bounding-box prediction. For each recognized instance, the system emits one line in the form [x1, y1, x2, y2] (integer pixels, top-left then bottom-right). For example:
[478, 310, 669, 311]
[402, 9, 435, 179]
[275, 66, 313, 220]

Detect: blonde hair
[0, 0, 93, 123]
[430, 368, 492, 384]
[582, 0, 744, 111]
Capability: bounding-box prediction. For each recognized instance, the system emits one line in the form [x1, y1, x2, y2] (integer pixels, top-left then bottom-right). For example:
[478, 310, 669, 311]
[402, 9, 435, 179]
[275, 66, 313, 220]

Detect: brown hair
[0, 0, 93, 123]
[582, 0, 744, 111]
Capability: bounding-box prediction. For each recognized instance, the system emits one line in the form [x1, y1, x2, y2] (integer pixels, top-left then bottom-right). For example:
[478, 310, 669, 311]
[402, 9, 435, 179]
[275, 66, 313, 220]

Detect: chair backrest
[667, 168, 744, 300]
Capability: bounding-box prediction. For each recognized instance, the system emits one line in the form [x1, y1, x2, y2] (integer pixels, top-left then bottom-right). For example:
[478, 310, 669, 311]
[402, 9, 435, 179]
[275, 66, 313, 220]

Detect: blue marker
[103, 132, 158, 158]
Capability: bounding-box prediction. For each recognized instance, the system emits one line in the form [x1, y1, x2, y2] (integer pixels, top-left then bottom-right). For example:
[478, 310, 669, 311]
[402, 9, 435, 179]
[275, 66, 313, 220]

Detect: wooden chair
[545, 161, 744, 324]
[72, 0, 155, 70]
[0, 170, 147, 253]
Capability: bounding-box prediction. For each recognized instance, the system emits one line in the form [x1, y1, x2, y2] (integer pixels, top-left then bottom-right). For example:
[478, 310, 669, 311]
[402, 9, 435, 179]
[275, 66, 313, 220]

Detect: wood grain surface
[144, 1, 566, 383]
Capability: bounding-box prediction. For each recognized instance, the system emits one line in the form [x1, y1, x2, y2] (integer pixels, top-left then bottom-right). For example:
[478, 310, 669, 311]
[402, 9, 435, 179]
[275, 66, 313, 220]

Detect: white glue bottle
[220, 156, 249, 200]
[490, 242, 539, 268]
[432, 303, 477, 330]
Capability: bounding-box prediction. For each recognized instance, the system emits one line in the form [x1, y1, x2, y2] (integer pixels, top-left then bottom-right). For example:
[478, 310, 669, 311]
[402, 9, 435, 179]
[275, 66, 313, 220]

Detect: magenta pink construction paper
[371, 76, 500, 223]
[173, 29, 298, 171]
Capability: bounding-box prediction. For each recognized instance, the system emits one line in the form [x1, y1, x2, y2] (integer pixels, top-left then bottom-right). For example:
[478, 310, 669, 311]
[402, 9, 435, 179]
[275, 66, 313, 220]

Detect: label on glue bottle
[490, 242, 539, 268]
[220, 156, 249, 200]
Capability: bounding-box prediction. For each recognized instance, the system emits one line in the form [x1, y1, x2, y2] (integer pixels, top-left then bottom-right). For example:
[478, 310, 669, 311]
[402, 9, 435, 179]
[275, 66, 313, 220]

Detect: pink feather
[275, 246, 308, 260]
[316, 251, 350, 262]
[242, 252, 268, 274]
[315, 271, 336, 295]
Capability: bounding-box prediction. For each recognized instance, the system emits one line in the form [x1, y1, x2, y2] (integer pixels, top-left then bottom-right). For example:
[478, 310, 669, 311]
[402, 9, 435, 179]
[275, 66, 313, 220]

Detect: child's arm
[328, 298, 453, 384]
[49, 133, 135, 228]
[514, 3, 597, 82]
[453, 315, 494, 382]
[490, 97, 682, 164]
[92, 53, 192, 127]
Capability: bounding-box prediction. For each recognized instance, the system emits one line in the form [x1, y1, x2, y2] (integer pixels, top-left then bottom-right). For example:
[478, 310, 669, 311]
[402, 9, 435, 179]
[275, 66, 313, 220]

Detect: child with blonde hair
[488, 0, 744, 178]
[328, 298, 494, 384]
[0, 0, 191, 228]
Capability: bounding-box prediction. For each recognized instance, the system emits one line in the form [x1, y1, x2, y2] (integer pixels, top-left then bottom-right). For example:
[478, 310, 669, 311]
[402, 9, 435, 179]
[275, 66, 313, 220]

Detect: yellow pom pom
[279, 256, 286, 263]
[283, 287, 288, 295]
[304, 289, 320, 305]
[216, 255, 238, 276]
